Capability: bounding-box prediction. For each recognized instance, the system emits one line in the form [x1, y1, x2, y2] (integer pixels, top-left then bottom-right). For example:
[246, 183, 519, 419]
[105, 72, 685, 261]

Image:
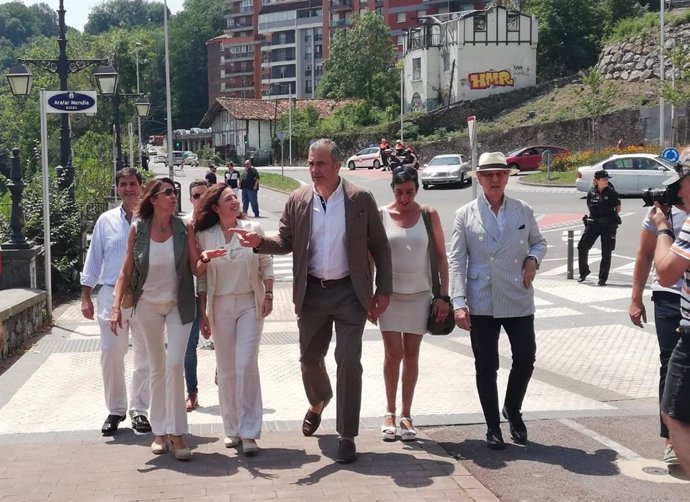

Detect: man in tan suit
[236, 138, 392, 463]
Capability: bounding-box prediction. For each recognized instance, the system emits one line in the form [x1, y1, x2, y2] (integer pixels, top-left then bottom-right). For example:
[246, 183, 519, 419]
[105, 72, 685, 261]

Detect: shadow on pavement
[292, 435, 456, 487]
[443, 438, 619, 476]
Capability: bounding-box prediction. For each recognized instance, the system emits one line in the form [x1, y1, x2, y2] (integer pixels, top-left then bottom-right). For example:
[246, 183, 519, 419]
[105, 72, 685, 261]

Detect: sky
[0, 0, 185, 32]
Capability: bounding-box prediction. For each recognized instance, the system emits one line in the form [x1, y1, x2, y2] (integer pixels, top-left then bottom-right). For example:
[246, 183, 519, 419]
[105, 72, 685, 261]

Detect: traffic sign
[662, 147, 680, 163]
[44, 91, 97, 114]
[276, 131, 287, 141]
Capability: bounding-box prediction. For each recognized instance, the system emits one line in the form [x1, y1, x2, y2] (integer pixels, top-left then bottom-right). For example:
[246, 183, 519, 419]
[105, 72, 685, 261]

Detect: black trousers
[297, 280, 367, 438]
[577, 223, 617, 283]
[653, 292, 682, 437]
[469, 315, 536, 430]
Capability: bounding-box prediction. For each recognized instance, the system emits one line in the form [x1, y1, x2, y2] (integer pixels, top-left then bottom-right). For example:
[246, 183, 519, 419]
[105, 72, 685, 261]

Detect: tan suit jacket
[257, 178, 392, 314]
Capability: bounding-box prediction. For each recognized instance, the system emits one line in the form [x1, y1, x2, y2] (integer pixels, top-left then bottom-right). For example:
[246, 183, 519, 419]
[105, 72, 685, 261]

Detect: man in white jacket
[449, 152, 547, 451]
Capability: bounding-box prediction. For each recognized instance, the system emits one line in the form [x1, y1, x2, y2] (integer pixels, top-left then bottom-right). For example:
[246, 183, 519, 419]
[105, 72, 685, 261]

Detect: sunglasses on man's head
[155, 188, 176, 197]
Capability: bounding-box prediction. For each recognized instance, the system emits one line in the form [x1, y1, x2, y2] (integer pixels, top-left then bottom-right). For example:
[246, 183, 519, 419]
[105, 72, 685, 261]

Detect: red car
[505, 145, 569, 172]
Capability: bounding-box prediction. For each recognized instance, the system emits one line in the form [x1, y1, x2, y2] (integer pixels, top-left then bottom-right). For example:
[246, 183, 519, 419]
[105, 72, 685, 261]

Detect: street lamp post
[111, 92, 150, 169]
[135, 41, 143, 166]
[13, 0, 109, 198]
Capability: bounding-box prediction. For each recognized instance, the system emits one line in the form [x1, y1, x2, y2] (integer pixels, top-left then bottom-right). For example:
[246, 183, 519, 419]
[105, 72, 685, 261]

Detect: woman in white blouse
[191, 183, 274, 455]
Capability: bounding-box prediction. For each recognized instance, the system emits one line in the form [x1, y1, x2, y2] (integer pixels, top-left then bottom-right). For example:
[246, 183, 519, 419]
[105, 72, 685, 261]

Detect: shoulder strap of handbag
[420, 205, 441, 297]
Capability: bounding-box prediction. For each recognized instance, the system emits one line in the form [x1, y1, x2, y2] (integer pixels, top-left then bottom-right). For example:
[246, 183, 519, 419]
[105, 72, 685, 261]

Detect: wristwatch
[265, 291, 274, 300]
[525, 256, 539, 268]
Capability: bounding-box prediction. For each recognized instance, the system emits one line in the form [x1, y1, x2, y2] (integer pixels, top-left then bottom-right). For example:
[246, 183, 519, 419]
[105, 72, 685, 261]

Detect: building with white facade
[402, 5, 537, 112]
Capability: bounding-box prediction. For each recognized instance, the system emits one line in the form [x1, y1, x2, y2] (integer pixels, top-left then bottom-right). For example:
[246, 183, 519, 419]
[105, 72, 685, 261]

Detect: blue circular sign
[47, 91, 96, 112]
[662, 147, 680, 163]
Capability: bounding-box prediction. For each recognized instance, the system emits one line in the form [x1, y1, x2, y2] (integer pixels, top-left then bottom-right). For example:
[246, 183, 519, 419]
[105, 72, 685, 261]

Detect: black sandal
[302, 399, 329, 436]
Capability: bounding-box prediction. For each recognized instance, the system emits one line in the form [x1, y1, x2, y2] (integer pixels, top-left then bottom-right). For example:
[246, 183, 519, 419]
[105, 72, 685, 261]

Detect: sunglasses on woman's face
[155, 188, 176, 197]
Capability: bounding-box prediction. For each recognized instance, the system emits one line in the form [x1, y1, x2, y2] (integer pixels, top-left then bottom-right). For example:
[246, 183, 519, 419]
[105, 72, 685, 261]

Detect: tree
[317, 10, 399, 109]
[84, 0, 166, 34]
[525, 0, 609, 79]
[0, 1, 58, 46]
[575, 68, 618, 149]
[168, 0, 225, 128]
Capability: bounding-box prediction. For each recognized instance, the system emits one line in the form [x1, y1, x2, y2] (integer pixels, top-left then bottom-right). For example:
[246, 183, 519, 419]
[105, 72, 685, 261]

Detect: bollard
[567, 229, 574, 279]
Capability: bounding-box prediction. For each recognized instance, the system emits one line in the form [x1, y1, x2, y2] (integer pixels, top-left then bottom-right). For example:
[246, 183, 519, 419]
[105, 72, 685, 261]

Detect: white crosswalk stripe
[271, 255, 293, 282]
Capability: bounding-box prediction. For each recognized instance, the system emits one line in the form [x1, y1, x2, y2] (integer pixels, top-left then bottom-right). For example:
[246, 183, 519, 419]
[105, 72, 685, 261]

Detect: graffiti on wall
[468, 70, 514, 90]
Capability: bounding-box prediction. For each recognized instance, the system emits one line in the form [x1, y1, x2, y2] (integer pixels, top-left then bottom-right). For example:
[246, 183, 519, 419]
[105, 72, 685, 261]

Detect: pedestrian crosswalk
[272, 255, 293, 282]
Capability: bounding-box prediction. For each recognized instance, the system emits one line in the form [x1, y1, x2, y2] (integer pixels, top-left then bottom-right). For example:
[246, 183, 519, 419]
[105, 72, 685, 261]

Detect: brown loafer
[302, 400, 329, 436]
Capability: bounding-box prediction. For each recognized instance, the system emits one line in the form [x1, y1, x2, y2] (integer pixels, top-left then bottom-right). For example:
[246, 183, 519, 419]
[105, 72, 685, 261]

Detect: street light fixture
[6, 64, 33, 96]
[93, 65, 119, 96]
[135, 98, 151, 119]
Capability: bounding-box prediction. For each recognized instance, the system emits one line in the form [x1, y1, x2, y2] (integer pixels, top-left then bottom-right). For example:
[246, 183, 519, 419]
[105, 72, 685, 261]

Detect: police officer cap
[593, 169, 611, 180]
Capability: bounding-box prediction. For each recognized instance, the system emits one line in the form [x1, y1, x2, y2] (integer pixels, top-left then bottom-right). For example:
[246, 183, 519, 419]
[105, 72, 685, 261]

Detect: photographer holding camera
[577, 170, 621, 286]
[650, 162, 690, 475]
[630, 185, 686, 465]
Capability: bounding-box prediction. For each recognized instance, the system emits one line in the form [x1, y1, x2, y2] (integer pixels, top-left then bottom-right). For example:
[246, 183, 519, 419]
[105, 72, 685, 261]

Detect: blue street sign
[662, 147, 680, 163]
[45, 91, 97, 114]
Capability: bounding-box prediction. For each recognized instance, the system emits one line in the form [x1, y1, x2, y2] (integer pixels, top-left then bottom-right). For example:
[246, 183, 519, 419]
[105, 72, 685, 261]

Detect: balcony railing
[329, 19, 352, 28]
[330, 0, 353, 10]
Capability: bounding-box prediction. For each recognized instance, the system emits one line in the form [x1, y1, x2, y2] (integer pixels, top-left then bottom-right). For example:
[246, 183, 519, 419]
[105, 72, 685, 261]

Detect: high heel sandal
[381, 412, 396, 441]
[151, 435, 168, 455]
[168, 434, 192, 461]
[399, 417, 417, 442]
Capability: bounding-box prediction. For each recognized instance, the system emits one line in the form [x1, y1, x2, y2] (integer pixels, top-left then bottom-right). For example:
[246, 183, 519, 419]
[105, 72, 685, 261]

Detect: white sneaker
[224, 436, 240, 448]
[242, 438, 259, 456]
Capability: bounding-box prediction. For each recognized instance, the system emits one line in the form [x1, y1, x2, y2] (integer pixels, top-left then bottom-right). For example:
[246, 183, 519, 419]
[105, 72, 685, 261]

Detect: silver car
[421, 154, 471, 189]
[576, 154, 677, 195]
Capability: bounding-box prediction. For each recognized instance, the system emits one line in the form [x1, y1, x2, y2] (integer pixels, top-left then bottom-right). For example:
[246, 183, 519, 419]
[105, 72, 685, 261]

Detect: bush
[606, 12, 658, 43]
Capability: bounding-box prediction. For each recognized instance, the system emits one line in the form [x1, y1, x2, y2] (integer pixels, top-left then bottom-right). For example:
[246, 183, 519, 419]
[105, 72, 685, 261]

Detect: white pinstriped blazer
[449, 195, 547, 318]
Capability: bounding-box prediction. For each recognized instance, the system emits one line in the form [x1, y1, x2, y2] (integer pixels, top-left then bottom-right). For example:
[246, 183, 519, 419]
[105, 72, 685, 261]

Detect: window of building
[417, 10, 426, 18]
[412, 58, 421, 81]
[397, 35, 404, 46]
[305, 79, 312, 94]
[507, 13, 520, 32]
[397, 12, 406, 23]
[221, 82, 226, 91]
[474, 14, 486, 32]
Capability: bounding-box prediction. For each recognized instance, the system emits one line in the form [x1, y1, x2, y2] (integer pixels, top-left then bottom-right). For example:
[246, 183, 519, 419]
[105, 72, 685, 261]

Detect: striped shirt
[670, 214, 690, 327]
[80, 205, 134, 288]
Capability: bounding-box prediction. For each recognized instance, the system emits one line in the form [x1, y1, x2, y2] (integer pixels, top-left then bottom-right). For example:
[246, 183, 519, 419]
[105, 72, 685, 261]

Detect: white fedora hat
[468, 152, 519, 177]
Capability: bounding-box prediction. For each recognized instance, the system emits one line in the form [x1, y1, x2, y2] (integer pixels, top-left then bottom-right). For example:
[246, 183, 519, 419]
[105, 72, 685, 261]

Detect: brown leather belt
[307, 274, 351, 289]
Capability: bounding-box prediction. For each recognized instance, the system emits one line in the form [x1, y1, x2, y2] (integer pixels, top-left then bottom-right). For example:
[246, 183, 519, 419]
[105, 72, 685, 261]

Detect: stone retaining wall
[0, 289, 48, 359]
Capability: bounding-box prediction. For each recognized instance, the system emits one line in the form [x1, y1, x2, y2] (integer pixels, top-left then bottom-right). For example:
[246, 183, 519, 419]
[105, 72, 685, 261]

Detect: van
[172, 151, 184, 166]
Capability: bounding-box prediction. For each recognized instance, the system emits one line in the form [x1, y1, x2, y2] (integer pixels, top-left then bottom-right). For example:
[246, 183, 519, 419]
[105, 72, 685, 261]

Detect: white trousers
[135, 296, 192, 436]
[213, 293, 264, 439]
[96, 286, 150, 418]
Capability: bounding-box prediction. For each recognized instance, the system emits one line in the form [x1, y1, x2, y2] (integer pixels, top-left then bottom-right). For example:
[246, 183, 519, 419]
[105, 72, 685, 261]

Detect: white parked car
[421, 154, 471, 189]
[576, 154, 677, 195]
[346, 147, 381, 170]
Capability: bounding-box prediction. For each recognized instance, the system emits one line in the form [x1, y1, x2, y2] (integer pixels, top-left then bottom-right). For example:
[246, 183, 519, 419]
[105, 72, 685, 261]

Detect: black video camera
[642, 183, 681, 207]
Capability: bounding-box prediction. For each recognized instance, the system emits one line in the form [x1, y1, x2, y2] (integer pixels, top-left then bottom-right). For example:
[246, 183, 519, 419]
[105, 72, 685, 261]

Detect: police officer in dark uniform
[577, 169, 622, 286]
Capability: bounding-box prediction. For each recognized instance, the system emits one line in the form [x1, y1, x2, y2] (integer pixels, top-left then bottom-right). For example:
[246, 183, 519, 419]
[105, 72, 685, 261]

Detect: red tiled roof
[215, 97, 354, 121]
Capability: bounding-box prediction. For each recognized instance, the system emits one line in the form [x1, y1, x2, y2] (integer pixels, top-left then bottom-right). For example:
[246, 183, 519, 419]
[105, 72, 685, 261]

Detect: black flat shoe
[131, 415, 152, 433]
[486, 428, 506, 450]
[502, 407, 528, 445]
[577, 276, 587, 283]
[598, 280, 606, 286]
[101, 414, 125, 436]
[336, 438, 357, 464]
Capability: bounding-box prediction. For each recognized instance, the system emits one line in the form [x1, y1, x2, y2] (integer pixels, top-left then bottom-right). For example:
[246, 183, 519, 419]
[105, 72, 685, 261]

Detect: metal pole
[567, 230, 574, 280]
[136, 41, 142, 165]
[57, 0, 73, 196]
[114, 91, 123, 168]
[660, 0, 665, 147]
[400, 67, 404, 142]
[128, 122, 134, 168]
[40, 90, 53, 317]
[288, 93, 292, 167]
[164, 0, 174, 179]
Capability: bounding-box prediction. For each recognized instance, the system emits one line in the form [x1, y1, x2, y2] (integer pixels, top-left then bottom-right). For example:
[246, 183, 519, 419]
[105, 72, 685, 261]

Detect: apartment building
[207, 0, 487, 104]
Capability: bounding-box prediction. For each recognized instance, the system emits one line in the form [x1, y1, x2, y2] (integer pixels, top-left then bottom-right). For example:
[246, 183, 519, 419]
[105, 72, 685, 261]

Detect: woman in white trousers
[191, 183, 274, 456]
[112, 177, 197, 460]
